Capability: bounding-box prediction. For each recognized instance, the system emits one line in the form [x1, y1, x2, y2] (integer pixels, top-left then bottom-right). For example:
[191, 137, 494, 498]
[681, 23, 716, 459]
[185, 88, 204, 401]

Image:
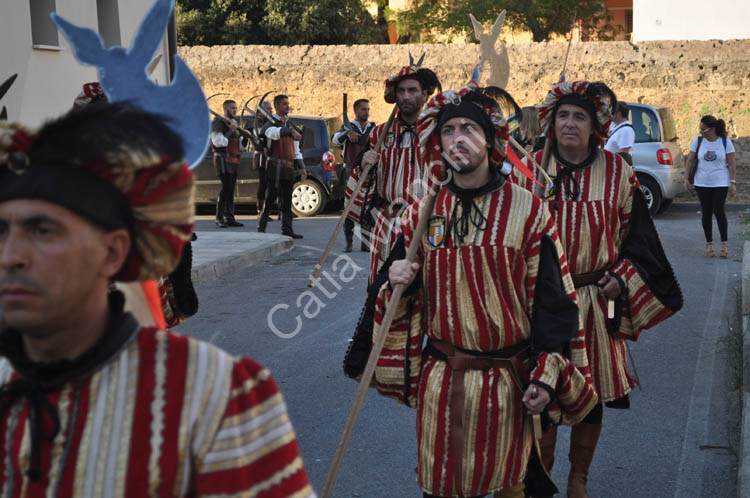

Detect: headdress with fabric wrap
[73, 82, 107, 108]
[417, 80, 519, 180]
[0, 102, 195, 282]
[537, 80, 617, 147]
[384, 65, 441, 104]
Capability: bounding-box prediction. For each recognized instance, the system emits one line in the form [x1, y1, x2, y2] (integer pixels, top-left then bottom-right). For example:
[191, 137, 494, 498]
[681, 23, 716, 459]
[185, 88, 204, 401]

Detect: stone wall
[179, 40, 750, 199]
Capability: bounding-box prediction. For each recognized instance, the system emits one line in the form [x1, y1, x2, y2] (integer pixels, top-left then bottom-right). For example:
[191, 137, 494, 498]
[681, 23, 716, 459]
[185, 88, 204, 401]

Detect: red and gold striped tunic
[0, 326, 315, 498]
[346, 116, 429, 282]
[372, 179, 596, 497]
[512, 148, 679, 402]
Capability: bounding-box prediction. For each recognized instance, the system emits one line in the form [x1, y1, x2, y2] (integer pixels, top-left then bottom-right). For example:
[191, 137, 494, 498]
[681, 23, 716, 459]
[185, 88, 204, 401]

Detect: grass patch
[718, 288, 746, 391]
[741, 209, 750, 240]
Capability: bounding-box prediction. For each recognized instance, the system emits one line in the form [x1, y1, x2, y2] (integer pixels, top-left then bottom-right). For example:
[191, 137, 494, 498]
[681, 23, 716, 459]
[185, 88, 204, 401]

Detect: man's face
[224, 102, 238, 118]
[262, 101, 272, 115]
[554, 103, 594, 152]
[0, 199, 124, 337]
[275, 98, 290, 116]
[354, 103, 370, 122]
[440, 116, 489, 175]
[396, 78, 428, 116]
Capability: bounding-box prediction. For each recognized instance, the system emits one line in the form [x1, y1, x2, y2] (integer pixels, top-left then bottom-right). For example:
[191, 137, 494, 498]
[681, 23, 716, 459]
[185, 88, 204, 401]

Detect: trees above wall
[397, 0, 621, 43]
[176, 0, 386, 45]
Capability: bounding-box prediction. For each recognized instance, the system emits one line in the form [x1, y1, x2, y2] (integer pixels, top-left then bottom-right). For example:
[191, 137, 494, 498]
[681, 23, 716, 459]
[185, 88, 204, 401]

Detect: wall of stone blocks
[179, 40, 750, 199]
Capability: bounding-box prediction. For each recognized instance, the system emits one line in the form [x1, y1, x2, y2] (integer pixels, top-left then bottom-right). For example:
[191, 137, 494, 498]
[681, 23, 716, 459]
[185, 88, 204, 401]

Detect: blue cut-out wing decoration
[51, 0, 209, 168]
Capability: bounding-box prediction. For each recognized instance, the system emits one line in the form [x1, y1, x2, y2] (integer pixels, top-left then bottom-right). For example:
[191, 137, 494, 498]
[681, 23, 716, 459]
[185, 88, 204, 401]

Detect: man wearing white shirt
[604, 102, 635, 165]
[332, 99, 375, 252]
[258, 95, 306, 239]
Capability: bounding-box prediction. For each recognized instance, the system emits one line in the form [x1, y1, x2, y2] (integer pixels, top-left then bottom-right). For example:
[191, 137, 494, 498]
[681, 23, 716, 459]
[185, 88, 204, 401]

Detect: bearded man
[363, 82, 596, 498]
[349, 64, 440, 282]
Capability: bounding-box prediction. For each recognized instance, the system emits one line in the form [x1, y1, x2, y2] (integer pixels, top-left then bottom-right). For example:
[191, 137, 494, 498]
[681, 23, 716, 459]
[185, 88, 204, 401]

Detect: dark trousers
[344, 218, 354, 244]
[216, 173, 237, 221]
[695, 186, 729, 242]
[259, 179, 294, 233]
[344, 217, 371, 250]
[257, 166, 268, 207]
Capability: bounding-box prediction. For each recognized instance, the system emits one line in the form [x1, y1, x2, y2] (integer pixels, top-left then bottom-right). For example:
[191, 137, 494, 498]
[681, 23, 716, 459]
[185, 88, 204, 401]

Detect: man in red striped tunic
[511, 81, 683, 498]
[347, 64, 441, 282]
[0, 104, 315, 497]
[366, 82, 597, 498]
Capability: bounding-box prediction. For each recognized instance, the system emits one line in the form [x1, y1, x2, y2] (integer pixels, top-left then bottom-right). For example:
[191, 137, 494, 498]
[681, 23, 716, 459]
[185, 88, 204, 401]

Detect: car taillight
[322, 151, 335, 171]
[656, 148, 673, 165]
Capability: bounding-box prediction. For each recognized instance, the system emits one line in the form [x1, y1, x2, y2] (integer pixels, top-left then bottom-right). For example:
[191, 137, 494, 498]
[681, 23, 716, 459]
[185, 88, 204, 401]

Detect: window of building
[625, 9, 634, 36]
[97, 0, 121, 47]
[29, 0, 59, 48]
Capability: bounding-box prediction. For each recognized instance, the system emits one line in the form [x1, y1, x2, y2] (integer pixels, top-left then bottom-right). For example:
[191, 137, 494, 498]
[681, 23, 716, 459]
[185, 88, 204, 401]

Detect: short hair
[273, 95, 288, 106]
[353, 99, 369, 110]
[222, 99, 236, 108]
[617, 102, 630, 117]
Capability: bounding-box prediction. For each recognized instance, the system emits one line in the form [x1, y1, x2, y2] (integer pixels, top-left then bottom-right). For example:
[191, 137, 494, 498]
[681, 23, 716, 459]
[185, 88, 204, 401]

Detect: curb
[190, 234, 293, 285]
[740, 241, 750, 498]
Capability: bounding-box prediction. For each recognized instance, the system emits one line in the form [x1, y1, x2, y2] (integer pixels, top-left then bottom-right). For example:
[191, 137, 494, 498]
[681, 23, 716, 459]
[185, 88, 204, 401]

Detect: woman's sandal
[707, 243, 715, 258]
[719, 242, 728, 258]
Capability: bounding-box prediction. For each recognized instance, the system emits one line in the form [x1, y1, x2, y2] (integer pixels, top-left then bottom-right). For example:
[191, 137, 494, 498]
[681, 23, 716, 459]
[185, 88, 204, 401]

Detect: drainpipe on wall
[167, 12, 177, 82]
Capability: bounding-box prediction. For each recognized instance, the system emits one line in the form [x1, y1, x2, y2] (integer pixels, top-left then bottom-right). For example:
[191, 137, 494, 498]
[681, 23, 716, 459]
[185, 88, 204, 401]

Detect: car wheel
[637, 175, 662, 216]
[292, 179, 327, 217]
[657, 198, 673, 214]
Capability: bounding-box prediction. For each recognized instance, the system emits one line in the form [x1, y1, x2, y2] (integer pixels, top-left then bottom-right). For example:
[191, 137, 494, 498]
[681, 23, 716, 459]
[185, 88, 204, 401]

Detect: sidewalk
[190, 231, 293, 285]
[740, 242, 750, 498]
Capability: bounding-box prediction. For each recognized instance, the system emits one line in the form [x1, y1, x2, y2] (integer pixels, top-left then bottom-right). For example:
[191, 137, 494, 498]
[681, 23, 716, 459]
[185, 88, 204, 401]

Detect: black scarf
[397, 116, 418, 147]
[551, 145, 599, 201]
[446, 170, 505, 245]
[0, 291, 139, 481]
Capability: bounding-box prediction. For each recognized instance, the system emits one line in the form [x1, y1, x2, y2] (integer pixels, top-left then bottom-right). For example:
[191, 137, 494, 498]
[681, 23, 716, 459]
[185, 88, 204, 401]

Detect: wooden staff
[307, 104, 399, 288]
[508, 135, 553, 187]
[320, 181, 440, 498]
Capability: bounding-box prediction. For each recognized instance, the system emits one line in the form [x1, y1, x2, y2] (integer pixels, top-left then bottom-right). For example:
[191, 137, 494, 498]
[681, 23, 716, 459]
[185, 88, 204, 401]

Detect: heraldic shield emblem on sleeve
[428, 216, 446, 247]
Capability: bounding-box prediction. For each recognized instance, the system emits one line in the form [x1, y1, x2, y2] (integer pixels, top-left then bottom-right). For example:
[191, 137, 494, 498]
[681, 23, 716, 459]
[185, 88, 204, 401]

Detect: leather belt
[268, 157, 294, 166]
[425, 338, 530, 496]
[571, 270, 607, 288]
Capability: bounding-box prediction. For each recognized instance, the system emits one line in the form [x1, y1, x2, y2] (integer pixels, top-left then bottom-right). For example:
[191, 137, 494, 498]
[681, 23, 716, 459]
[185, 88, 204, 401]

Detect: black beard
[453, 161, 479, 174]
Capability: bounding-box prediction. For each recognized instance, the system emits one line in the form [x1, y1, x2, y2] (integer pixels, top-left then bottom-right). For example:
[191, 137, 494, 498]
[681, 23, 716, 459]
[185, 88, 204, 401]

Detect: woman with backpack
[684, 115, 736, 258]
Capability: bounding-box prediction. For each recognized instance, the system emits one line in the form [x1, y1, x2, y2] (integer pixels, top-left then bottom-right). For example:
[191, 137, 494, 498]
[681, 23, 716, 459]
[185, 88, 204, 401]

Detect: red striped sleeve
[193, 358, 314, 497]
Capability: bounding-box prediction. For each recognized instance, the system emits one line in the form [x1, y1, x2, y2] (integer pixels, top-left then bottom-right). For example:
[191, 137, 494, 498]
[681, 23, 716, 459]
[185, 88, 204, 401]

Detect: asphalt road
[178, 203, 744, 497]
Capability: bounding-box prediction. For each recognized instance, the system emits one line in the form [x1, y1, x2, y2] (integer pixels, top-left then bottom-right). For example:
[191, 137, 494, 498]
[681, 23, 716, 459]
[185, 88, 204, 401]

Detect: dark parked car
[194, 115, 345, 216]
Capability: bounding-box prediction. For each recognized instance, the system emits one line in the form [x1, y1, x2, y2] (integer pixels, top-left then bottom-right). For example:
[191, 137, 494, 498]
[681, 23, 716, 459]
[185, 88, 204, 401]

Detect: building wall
[633, 0, 750, 41]
[0, 0, 171, 127]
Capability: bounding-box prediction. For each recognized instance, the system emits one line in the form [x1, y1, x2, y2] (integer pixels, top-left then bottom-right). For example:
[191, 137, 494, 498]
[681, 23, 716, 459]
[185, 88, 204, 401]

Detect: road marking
[297, 245, 325, 253]
[673, 259, 728, 498]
